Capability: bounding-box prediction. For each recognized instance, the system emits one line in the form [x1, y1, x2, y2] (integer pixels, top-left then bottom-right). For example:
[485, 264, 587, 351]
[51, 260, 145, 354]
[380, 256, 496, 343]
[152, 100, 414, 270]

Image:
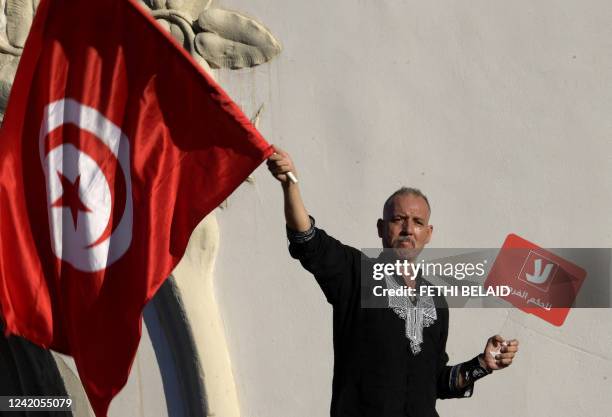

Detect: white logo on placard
[39, 99, 133, 272]
[526, 259, 554, 284]
[518, 251, 558, 292]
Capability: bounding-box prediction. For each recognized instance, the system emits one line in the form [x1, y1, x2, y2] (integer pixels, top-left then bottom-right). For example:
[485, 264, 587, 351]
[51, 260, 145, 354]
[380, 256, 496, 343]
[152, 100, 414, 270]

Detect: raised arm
[266, 145, 361, 306]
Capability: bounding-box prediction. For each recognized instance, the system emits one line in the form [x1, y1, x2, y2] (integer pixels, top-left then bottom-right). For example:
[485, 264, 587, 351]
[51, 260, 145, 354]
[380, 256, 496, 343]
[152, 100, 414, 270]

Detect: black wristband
[461, 355, 492, 386]
[286, 216, 316, 243]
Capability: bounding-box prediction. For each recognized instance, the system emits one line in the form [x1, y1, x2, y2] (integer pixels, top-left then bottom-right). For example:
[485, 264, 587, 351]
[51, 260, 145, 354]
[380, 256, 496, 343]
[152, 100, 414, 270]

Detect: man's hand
[266, 145, 310, 232]
[267, 145, 297, 185]
[481, 335, 519, 371]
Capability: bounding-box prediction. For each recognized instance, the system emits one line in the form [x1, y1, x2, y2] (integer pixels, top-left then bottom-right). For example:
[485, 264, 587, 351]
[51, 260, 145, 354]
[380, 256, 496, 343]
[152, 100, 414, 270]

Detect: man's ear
[425, 224, 434, 244]
[377, 219, 384, 238]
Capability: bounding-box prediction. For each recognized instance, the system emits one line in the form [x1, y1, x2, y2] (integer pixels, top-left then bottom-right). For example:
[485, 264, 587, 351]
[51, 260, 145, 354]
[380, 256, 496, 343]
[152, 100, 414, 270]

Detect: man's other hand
[482, 335, 519, 371]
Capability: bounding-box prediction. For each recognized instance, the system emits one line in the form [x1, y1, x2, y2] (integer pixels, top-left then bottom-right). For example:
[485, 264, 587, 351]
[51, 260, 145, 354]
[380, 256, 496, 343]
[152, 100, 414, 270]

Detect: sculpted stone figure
[0, 0, 281, 117]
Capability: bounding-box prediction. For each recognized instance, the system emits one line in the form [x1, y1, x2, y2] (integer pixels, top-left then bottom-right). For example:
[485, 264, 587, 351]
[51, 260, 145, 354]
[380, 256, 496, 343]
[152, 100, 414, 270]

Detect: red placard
[485, 234, 586, 326]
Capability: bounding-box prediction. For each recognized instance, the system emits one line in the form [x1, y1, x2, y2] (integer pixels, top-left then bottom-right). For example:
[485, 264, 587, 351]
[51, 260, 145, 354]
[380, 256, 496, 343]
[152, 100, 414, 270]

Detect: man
[267, 146, 519, 417]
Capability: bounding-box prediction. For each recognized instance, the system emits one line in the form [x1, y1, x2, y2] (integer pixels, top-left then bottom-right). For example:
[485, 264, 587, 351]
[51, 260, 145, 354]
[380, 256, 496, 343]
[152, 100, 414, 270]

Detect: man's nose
[401, 219, 413, 234]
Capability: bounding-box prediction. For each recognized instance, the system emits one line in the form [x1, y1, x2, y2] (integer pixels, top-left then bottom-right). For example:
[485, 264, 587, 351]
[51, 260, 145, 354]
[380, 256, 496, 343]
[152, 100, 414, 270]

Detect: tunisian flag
[0, 0, 272, 414]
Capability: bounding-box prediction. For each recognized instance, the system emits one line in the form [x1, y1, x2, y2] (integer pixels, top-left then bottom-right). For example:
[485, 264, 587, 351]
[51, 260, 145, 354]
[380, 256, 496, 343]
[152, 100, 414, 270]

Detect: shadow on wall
[143, 275, 208, 417]
[0, 320, 71, 417]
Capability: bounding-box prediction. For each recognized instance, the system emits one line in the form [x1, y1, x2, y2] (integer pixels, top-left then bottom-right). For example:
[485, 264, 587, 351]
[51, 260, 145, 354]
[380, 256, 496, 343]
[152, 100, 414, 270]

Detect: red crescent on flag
[43, 124, 128, 248]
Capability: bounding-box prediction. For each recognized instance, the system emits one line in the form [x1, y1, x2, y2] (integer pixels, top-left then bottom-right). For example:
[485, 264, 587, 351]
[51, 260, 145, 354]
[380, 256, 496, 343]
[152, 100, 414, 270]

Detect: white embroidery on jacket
[384, 275, 437, 354]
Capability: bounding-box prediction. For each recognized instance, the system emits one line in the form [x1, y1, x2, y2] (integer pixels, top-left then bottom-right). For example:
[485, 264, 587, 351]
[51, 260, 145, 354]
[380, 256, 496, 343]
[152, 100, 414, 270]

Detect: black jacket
[289, 226, 472, 417]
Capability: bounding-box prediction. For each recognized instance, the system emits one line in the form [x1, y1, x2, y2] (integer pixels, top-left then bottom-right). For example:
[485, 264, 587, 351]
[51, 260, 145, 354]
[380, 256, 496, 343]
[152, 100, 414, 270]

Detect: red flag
[0, 0, 272, 414]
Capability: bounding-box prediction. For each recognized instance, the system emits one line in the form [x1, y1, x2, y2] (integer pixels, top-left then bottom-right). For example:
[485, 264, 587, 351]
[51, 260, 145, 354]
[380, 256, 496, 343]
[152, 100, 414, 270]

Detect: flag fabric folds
[0, 0, 272, 414]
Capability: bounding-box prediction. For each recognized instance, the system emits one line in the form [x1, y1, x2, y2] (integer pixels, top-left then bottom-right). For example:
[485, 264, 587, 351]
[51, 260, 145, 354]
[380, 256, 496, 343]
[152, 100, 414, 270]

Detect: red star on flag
[51, 172, 92, 227]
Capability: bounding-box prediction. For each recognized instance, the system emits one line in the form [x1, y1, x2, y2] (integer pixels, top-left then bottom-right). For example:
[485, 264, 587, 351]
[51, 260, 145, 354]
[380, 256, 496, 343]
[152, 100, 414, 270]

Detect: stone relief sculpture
[0, 1, 280, 416]
[0, 0, 281, 119]
[144, 0, 280, 70]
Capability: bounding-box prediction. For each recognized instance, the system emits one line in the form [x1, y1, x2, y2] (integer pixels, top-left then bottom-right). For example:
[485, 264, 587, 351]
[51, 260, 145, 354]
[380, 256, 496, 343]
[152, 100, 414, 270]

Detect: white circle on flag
[45, 144, 112, 248]
[39, 99, 133, 272]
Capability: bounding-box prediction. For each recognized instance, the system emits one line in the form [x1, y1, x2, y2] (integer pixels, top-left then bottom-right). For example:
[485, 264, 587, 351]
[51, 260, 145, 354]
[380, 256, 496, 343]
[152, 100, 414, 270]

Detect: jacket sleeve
[435, 306, 475, 399]
[288, 222, 361, 306]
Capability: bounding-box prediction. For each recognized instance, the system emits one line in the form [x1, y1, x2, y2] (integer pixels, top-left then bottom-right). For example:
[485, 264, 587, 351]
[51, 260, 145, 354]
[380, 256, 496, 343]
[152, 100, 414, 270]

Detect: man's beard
[392, 247, 422, 262]
[392, 236, 422, 261]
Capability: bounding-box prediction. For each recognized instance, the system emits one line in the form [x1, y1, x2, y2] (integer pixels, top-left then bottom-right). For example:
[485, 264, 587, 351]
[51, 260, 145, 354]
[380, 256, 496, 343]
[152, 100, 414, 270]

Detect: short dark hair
[382, 187, 431, 218]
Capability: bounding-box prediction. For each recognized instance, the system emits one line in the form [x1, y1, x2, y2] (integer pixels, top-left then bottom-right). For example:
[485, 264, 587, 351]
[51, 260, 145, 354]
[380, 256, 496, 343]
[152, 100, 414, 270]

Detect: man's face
[377, 194, 433, 258]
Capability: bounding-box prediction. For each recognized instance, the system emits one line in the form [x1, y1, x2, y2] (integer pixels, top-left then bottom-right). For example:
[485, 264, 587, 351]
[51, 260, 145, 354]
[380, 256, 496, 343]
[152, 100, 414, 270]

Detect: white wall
[212, 1, 612, 416]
